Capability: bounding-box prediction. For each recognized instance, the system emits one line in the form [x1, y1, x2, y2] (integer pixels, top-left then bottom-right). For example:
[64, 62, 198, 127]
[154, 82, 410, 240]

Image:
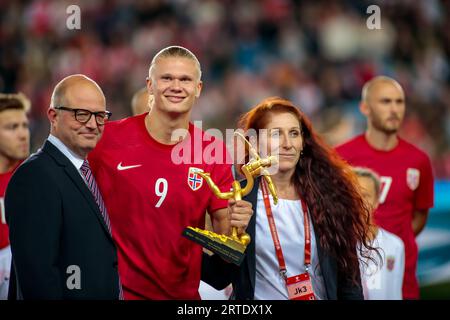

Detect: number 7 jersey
[88, 113, 234, 299]
[335, 134, 434, 299]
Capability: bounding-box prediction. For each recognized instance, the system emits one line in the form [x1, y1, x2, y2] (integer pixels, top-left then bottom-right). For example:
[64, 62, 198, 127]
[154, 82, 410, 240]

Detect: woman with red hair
[204, 96, 376, 300]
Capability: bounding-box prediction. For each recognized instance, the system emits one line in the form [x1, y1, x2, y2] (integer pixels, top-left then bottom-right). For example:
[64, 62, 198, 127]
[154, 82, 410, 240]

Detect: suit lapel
[64, 165, 113, 240]
[42, 141, 113, 241]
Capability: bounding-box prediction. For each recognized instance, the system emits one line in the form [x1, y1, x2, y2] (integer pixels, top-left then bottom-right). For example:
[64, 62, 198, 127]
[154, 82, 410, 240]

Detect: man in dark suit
[5, 74, 121, 299]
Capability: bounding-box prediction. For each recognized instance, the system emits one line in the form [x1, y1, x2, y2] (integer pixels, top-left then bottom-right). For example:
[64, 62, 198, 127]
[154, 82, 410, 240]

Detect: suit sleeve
[5, 164, 64, 299]
[201, 252, 237, 290]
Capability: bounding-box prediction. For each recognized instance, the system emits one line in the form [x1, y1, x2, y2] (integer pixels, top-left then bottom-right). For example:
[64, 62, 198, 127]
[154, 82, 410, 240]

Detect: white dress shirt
[47, 134, 85, 175]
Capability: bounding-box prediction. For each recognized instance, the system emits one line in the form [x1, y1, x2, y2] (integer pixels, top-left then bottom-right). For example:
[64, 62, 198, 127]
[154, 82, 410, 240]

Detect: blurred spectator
[130, 87, 152, 116]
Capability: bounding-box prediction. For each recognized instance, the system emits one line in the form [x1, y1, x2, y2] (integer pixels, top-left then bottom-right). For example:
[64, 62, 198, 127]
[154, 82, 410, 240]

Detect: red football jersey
[0, 164, 21, 249]
[336, 134, 434, 299]
[89, 114, 234, 299]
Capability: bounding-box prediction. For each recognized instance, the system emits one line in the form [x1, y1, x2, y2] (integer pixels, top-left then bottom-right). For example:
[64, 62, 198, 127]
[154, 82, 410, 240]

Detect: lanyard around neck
[260, 178, 311, 279]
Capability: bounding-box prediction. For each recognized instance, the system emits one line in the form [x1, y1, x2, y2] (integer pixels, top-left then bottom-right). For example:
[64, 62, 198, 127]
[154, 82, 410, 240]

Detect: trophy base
[182, 227, 246, 266]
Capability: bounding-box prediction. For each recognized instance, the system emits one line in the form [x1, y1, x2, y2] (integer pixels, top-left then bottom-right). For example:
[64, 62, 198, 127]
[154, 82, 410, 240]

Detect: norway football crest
[406, 168, 420, 191]
[188, 167, 204, 191]
[387, 256, 395, 271]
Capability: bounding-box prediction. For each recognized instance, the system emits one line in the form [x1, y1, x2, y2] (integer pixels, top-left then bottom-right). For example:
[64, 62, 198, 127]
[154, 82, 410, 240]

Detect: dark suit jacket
[5, 140, 120, 300]
[202, 177, 363, 300]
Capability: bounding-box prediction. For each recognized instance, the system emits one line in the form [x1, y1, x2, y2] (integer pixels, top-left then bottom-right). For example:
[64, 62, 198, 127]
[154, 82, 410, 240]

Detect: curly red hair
[239, 97, 376, 284]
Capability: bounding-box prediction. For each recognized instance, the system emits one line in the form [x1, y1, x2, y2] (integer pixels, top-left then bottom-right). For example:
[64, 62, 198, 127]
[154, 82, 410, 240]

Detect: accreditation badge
[286, 273, 316, 300]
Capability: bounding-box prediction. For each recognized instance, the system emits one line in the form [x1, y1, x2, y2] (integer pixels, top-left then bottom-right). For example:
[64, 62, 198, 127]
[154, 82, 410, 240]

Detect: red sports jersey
[0, 172, 12, 249]
[89, 114, 234, 299]
[336, 134, 434, 299]
[0, 164, 21, 249]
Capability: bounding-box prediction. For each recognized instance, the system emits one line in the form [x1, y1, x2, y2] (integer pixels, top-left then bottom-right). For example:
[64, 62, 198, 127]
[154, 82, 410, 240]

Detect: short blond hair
[0, 92, 31, 113]
[148, 46, 202, 80]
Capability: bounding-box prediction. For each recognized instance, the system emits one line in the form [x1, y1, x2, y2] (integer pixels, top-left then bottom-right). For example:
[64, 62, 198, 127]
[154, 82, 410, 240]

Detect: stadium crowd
[0, 0, 449, 178]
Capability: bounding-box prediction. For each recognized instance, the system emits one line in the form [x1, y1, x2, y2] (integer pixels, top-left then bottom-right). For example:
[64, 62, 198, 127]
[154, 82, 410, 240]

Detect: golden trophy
[182, 132, 278, 265]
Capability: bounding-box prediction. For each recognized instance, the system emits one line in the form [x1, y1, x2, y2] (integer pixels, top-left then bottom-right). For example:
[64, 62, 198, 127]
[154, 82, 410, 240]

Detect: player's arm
[412, 209, 429, 236]
[211, 199, 253, 236]
[412, 157, 434, 237]
[202, 199, 253, 289]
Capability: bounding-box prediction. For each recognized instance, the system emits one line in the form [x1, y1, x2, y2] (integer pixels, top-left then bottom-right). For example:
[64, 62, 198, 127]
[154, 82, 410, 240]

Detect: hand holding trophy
[182, 132, 278, 265]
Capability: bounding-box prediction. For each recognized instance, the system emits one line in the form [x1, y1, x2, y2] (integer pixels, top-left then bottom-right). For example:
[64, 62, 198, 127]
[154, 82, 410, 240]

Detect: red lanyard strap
[260, 179, 312, 278]
[302, 197, 311, 267]
[261, 178, 287, 277]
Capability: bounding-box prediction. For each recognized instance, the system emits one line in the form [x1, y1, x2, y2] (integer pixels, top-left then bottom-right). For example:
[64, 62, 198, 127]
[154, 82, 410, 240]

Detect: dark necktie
[80, 160, 112, 234]
[80, 159, 124, 300]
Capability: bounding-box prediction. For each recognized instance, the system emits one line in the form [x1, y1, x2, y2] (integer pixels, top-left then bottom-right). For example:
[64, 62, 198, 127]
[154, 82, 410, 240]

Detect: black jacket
[202, 177, 363, 300]
[6, 141, 120, 299]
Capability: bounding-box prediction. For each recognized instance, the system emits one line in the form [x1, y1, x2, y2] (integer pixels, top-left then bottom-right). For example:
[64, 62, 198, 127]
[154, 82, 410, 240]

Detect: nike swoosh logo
[117, 162, 142, 171]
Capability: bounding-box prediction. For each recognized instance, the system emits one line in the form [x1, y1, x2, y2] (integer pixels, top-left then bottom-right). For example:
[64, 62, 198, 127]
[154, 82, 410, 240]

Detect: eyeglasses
[54, 106, 112, 125]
